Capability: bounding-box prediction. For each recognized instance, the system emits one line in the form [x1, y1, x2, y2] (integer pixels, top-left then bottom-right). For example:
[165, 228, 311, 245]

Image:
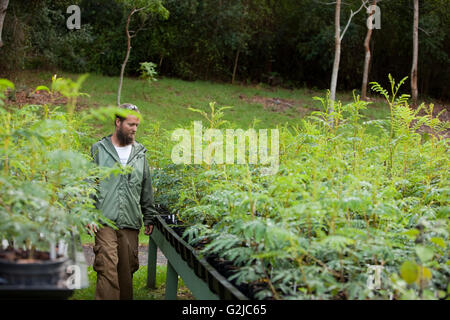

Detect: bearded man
[89, 103, 158, 300]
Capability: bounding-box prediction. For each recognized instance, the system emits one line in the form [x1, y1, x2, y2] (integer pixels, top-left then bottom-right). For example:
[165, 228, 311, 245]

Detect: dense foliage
[151, 77, 449, 299]
[0, 76, 122, 256]
[1, 0, 449, 99]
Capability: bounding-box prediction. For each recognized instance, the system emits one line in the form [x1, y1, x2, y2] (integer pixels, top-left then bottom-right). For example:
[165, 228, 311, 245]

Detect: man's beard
[117, 126, 134, 146]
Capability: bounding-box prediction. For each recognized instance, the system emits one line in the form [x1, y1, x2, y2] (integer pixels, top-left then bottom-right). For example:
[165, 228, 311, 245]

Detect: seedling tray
[147, 215, 248, 300]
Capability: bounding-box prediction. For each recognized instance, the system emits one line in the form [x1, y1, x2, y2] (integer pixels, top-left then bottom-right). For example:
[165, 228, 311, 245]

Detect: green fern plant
[188, 101, 232, 129]
[370, 75, 411, 175]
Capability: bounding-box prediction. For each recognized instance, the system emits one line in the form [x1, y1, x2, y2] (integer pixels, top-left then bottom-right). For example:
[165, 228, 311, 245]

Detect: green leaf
[0, 79, 14, 91]
[402, 229, 419, 240]
[419, 266, 432, 282]
[430, 237, 446, 249]
[321, 235, 355, 251]
[415, 245, 434, 263]
[400, 261, 419, 284]
[35, 85, 50, 92]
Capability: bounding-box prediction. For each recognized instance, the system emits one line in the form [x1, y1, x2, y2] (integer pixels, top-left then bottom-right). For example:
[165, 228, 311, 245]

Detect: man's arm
[140, 155, 159, 230]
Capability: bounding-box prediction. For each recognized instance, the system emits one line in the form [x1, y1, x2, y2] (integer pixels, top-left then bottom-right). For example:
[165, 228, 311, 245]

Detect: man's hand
[86, 224, 98, 234]
[144, 224, 154, 235]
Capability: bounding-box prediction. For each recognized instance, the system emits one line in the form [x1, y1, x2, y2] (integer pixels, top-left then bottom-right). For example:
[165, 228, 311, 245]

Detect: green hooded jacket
[90, 135, 159, 230]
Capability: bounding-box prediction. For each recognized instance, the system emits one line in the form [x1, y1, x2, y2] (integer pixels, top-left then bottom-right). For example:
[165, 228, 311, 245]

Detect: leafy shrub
[152, 76, 449, 299]
[0, 76, 120, 258]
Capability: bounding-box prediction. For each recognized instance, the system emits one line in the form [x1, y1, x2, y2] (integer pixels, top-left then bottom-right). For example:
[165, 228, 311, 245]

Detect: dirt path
[82, 244, 167, 266]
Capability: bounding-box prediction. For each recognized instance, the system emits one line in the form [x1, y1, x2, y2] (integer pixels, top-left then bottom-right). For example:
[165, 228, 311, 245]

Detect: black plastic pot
[0, 256, 74, 299]
[0, 257, 68, 287]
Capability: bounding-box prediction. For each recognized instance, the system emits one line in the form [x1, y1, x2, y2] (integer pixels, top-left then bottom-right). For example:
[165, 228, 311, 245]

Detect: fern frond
[396, 94, 411, 107]
[395, 76, 409, 94]
[370, 82, 389, 100]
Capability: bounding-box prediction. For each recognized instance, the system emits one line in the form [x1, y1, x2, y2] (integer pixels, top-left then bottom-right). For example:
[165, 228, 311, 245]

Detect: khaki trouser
[93, 226, 139, 300]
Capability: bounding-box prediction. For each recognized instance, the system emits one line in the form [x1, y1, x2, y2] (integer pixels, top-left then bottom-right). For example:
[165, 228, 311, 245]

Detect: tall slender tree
[361, 0, 377, 100]
[330, 0, 341, 107]
[0, 0, 9, 48]
[330, 0, 368, 113]
[117, 0, 169, 106]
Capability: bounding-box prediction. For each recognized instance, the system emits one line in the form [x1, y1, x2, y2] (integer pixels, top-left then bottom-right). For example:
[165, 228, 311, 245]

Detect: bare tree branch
[117, 5, 151, 105]
[418, 26, 432, 36]
[340, 0, 369, 41]
[362, 0, 382, 10]
[130, 17, 148, 39]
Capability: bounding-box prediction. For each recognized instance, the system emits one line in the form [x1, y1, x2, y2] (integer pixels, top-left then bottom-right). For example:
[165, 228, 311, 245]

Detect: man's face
[116, 115, 140, 145]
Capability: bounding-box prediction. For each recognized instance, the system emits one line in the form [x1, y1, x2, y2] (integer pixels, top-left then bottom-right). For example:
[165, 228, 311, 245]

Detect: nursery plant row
[150, 78, 449, 300]
[0, 75, 448, 300]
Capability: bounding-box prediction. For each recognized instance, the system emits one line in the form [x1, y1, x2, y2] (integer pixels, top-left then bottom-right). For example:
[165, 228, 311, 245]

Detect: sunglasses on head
[120, 103, 139, 111]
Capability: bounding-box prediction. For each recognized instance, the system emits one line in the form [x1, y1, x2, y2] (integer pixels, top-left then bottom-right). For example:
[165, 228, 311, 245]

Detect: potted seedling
[0, 76, 119, 298]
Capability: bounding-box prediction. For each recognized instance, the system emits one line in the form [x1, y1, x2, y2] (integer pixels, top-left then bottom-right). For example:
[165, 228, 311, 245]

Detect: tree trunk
[232, 48, 240, 84]
[0, 0, 9, 48]
[117, 9, 137, 106]
[361, 0, 377, 100]
[411, 0, 419, 107]
[329, 0, 341, 111]
[117, 6, 148, 106]
[117, 9, 135, 106]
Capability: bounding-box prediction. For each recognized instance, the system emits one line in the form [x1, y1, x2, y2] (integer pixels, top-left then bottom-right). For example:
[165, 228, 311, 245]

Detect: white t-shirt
[114, 144, 132, 166]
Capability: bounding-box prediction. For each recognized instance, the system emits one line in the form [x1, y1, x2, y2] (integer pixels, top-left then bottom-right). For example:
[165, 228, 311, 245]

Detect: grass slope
[9, 70, 390, 131]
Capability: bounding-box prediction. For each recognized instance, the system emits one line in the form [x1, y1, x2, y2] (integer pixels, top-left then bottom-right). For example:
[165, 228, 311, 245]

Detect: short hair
[115, 103, 140, 126]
